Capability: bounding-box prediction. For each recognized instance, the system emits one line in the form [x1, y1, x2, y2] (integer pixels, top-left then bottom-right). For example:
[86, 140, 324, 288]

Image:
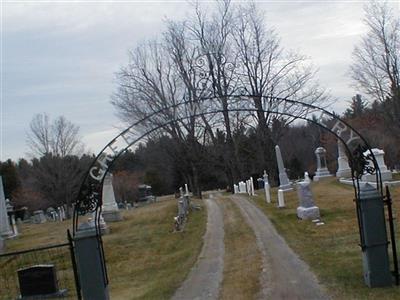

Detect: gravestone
[249, 177, 255, 196]
[296, 181, 320, 220]
[314, 147, 332, 181]
[278, 189, 285, 208]
[17, 264, 67, 298]
[11, 214, 18, 236]
[0, 176, 13, 237]
[60, 206, 66, 220]
[304, 172, 311, 183]
[184, 184, 189, 196]
[102, 173, 122, 222]
[32, 210, 47, 224]
[46, 207, 58, 221]
[78, 212, 109, 235]
[263, 171, 271, 203]
[178, 200, 185, 218]
[275, 145, 292, 191]
[361, 148, 392, 182]
[336, 140, 352, 178]
[238, 181, 246, 193]
[57, 207, 64, 221]
[233, 184, 239, 194]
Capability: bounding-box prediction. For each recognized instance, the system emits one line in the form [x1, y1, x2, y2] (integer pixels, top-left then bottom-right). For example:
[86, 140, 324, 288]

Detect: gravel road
[232, 194, 329, 300]
[172, 196, 224, 300]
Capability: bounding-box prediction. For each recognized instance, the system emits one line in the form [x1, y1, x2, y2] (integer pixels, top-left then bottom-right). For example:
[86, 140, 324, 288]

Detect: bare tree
[27, 113, 52, 157]
[27, 113, 83, 158]
[112, 0, 331, 192]
[350, 1, 399, 102]
[233, 2, 327, 130]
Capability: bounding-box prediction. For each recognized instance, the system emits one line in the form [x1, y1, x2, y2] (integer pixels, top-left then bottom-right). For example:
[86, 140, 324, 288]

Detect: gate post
[73, 229, 109, 300]
[358, 183, 392, 287]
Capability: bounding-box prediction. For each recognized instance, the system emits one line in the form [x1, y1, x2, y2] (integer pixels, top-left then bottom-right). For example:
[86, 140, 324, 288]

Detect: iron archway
[71, 94, 397, 289]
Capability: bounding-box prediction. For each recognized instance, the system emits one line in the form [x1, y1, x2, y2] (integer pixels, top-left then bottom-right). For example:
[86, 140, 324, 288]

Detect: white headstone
[11, 215, 18, 236]
[275, 145, 292, 190]
[249, 177, 255, 196]
[263, 171, 271, 203]
[278, 189, 285, 208]
[102, 173, 122, 222]
[179, 187, 184, 198]
[238, 181, 246, 193]
[314, 147, 332, 181]
[184, 184, 189, 196]
[304, 172, 311, 183]
[0, 177, 13, 237]
[233, 184, 239, 194]
[336, 140, 352, 178]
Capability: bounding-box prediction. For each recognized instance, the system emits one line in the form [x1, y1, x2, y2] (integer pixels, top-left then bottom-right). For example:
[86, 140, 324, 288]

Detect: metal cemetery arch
[72, 95, 397, 288]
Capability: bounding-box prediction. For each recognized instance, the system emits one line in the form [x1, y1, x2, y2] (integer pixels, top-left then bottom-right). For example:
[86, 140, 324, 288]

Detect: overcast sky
[3, 0, 396, 161]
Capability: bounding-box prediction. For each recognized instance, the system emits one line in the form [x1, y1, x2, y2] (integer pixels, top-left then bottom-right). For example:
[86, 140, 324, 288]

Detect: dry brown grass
[4, 198, 207, 300]
[217, 196, 262, 300]
[252, 178, 400, 300]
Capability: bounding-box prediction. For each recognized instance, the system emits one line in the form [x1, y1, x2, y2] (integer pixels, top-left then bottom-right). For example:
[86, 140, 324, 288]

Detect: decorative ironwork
[191, 53, 237, 95]
[74, 181, 102, 216]
[349, 144, 376, 179]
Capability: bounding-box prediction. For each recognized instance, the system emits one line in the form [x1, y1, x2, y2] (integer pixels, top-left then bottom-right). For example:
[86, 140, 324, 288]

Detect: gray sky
[2, 1, 390, 161]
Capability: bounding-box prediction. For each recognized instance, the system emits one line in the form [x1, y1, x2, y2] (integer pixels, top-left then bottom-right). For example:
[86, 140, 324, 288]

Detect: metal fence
[0, 240, 78, 300]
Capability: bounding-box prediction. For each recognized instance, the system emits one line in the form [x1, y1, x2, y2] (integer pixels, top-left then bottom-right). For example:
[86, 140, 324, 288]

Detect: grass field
[252, 178, 400, 300]
[217, 196, 262, 299]
[2, 197, 207, 300]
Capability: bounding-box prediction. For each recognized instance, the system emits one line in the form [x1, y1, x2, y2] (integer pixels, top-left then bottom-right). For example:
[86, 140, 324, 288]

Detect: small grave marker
[17, 264, 66, 298]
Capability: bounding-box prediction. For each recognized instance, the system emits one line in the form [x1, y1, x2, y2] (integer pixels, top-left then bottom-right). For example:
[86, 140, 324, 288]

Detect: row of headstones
[233, 145, 323, 223]
[271, 145, 321, 222]
[259, 169, 322, 223]
[174, 184, 191, 231]
[233, 177, 255, 196]
[31, 206, 67, 224]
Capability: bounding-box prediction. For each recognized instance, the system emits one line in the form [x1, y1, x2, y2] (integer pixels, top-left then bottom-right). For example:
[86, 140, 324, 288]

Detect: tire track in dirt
[172, 196, 224, 300]
[232, 195, 329, 300]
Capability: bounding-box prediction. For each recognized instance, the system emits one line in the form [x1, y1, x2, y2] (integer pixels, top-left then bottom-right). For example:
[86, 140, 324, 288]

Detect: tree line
[1, 0, 398, 213]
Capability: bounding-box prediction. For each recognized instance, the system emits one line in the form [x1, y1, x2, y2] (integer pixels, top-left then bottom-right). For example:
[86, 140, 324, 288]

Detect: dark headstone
[18, 265, 58, 297]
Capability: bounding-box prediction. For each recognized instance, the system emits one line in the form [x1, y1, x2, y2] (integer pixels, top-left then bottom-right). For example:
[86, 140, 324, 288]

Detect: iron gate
[0, 230, 81, 299]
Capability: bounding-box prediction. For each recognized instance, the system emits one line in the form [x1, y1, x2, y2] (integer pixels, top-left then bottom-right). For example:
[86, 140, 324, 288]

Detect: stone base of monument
[102, 210, 123, 222]
[78, 220, 109, 235]
[314, 168, 332, 181]
[336, 168, 352, 178]
[279, 184, 293, 191]
[297, 206, 320, 220]
[362, 170, 392, 182]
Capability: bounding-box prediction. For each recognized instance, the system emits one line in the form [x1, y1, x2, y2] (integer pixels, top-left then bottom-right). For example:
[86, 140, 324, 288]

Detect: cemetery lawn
[252, 178, 400, 300]
[5, 197, 207, 300]
[217, 196, 262, 299]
